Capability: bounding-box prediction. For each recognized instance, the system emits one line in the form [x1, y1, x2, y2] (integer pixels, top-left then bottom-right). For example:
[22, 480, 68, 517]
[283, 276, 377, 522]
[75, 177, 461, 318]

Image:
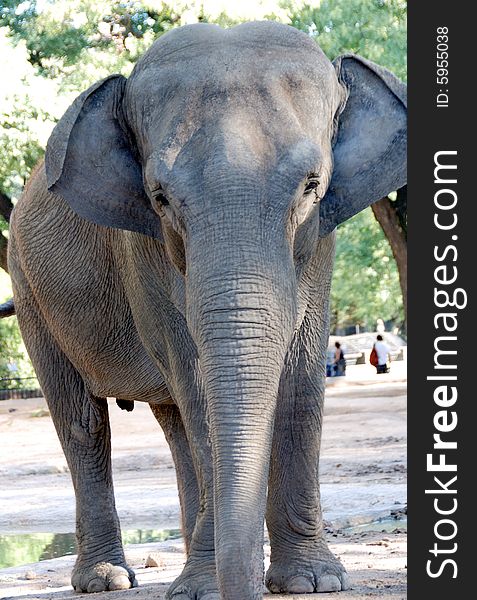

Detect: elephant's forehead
[125, 26, 340, 170]
[126, 54, 339, 152]
[129, 46, 335, 105]
[133, 21, 333, 80]
[126, 22, 339, 116]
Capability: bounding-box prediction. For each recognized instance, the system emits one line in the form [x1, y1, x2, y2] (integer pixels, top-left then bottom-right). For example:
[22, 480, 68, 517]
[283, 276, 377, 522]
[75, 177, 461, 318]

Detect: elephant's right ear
[318, 55, 407, 237]
[45, 75, 163, 241]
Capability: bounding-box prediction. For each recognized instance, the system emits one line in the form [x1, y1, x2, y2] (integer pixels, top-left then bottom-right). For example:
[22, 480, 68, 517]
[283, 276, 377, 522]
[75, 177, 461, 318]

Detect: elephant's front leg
[265, 326, 349, 594]
[17, 309, 135, 592]
[67, 394, 137, 593]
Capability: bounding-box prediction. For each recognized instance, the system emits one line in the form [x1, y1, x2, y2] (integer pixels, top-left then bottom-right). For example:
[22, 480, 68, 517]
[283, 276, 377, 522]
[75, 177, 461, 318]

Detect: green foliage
[1, 1, 183, 77]
[0, 317, 38, 388]
[331, 207, 403, 332]
[287, 0, 407, 80]
[1, 0, 89, 73]
[103, 1, 181, 42]
[0, 28, 59, 198]
[0, 272, 37, 387]
[0, 0, 37, 34]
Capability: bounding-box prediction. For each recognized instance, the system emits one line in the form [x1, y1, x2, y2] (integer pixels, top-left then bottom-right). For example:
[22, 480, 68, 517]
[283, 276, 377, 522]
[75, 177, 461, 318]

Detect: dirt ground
[0, 361, 407, 600]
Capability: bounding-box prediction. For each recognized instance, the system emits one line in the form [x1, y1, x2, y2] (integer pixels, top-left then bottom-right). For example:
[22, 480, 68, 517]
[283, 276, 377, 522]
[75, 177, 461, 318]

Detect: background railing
[0, 377, 43, 400]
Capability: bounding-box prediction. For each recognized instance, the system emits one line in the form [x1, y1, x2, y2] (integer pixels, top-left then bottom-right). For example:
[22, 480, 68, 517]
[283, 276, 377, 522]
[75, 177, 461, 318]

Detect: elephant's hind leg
[152, 391, 217, 599]
[150, 403, 200, 555]
[16, 300, 136, 592]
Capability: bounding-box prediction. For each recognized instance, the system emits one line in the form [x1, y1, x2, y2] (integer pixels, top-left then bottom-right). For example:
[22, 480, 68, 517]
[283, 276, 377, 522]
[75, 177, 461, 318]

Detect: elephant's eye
[304, 176, 320, 196]
[153, 189, 169, 207]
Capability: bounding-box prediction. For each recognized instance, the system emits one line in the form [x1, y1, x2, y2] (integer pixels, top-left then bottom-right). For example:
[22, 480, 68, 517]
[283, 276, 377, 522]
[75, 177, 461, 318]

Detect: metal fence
[0, 377, 43, 400]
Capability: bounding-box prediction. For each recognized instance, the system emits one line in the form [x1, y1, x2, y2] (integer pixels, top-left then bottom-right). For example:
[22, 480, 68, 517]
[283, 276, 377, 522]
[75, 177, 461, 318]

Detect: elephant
[7, 21, 406, 600]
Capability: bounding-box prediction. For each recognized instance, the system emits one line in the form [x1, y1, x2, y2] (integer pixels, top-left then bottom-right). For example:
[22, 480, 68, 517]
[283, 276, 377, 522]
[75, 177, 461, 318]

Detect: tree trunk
[371, 186, 407, 334]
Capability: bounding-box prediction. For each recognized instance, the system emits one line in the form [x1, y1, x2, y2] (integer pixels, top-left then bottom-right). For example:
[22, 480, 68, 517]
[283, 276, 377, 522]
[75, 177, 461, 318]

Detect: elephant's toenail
[341, 572, 351, 590]
[287, 575, 314, 593]
[109, 574, 132, 590]
[266, 580, 281, 594]
[87, 577, 106, 592]
[316, 574, 342, 592]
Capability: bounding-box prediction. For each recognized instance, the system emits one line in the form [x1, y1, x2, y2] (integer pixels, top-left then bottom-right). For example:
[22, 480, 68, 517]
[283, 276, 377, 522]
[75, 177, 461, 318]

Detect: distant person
[374, 335, 391, 374]
[333, 341, 346, 376]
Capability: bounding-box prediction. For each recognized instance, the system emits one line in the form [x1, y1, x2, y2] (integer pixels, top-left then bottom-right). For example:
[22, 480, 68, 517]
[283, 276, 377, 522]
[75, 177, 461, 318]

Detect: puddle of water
[0, 529, 182, 569]
[0, 519, 407, 569]
[342, 517, 407, 534]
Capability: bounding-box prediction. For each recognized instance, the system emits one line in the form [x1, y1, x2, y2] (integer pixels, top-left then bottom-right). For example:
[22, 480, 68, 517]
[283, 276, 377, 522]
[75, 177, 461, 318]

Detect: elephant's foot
[166, 558, 219, 600]
[266, 545, 349, 594]
[72, 561, 137, 593]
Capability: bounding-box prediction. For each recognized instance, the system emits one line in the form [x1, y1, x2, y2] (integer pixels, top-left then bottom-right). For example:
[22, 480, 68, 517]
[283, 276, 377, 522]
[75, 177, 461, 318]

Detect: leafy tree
[0, 270, 37, 386]
[288, 0, 407, 80]
[330, 207, 403, 333]
[0, 28, 59, 196]
[0, 315, 38, 388]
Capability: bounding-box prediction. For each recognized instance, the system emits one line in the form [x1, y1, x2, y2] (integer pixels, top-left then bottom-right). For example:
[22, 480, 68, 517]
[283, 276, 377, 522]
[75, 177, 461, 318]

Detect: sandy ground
[0, 362, 407, 599]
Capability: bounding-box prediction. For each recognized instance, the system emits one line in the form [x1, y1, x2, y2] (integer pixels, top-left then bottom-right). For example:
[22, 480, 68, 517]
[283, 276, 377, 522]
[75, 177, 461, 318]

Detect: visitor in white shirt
[374, 334, 391, 374]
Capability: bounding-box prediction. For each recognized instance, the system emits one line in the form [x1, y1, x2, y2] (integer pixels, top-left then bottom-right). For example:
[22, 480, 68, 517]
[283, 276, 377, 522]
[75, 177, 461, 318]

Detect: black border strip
[408, 1, 474, 596]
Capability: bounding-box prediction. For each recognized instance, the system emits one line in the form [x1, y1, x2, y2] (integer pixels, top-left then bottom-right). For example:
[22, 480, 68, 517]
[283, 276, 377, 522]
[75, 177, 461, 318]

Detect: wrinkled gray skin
[8, 22, 406, 600]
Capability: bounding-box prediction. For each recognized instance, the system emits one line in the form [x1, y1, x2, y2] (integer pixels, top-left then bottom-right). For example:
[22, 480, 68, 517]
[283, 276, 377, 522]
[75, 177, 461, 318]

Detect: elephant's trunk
[187, 235, 297, 600]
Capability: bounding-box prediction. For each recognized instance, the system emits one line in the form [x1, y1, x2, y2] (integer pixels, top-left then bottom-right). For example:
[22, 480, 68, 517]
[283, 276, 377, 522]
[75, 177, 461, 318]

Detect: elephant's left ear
[45, 75, 163, 241]
[319, 55, 407, 238]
